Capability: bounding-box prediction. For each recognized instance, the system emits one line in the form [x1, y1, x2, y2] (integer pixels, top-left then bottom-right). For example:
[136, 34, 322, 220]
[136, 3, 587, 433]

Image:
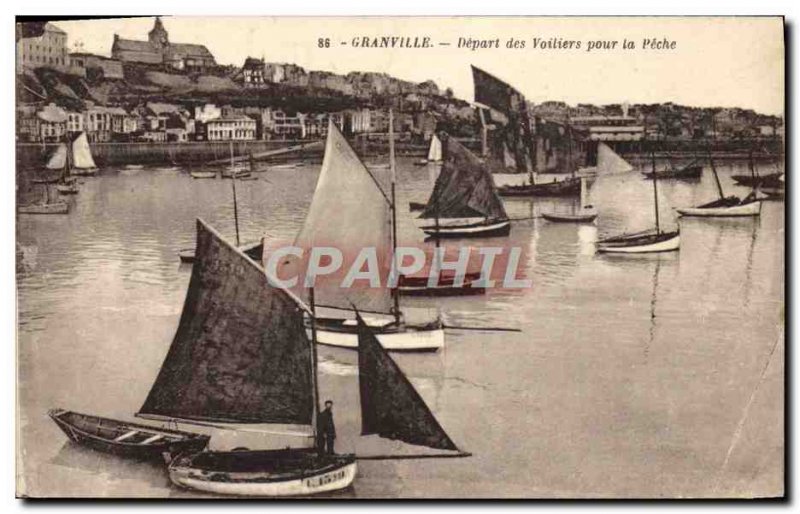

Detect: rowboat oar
[442, 324, 522, 332]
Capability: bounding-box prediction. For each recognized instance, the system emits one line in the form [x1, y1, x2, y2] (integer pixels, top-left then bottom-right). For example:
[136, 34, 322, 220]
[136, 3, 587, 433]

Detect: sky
[54, 16, 784, 115]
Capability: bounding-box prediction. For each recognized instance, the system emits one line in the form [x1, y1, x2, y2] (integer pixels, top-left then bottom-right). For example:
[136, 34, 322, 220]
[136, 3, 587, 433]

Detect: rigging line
[442, 324, 521, 333]
[356, 452, 472, 460]
[712, 329, 783, 493]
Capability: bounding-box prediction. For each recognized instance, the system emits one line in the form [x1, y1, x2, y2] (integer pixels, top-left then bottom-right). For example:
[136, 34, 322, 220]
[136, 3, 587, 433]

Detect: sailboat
[596, 151, 680, 253]
[178, 142, 262, 263]
[279, 116, 445, 352]
[497, 121, 581, 198]
[19, 139, 71, 214]
[154, 220, 465, 496]
[415, 134, 443, 166]
[417, 134, 511, 238]
[731, 150, 783, 188]
[676, 151, 761, 217]
[69, 132, 98, 176]
[541, 177, 597, 223]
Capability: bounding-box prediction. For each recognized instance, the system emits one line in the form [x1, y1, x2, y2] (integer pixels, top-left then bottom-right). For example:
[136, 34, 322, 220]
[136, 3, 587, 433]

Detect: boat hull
[642, 165, 702, 180]
[71, 168, 97, 177]
[677, 200, 761, 217]
[191, 172, 217, 179]
[421, 219, 511, 239]
[597, 231, 680, 254]
[542, 211, 597, 223]
[731, 173, 783, 188]
[179, 240, 263, 263]
[18, 202, 69, 214]
[48, 409, 209, 460]
[313, 318, 444, 351]
[168, 450, 357, 497]
[498, 177, 581, 197]
[398, 271, 486, 296]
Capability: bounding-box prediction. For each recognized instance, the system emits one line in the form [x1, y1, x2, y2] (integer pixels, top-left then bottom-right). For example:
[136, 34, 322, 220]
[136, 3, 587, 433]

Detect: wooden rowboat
[48, 409, 209, 460]
[311, 315, 445, 352]
[541, 209, 597, 223]
[168, 449, 357, 497]
[597, 230, 680, 254]
[190, 171, 217, 179]
[676, 197, 761, 217]
[397, 271, 486, 296]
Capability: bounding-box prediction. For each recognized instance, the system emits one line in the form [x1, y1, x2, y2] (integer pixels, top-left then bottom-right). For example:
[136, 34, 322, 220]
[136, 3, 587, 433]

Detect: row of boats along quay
[17, 64, 784, 498]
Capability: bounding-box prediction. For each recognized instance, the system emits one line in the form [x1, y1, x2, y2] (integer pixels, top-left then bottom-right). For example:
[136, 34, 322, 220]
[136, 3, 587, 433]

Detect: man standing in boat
[317, 400, 336, 455]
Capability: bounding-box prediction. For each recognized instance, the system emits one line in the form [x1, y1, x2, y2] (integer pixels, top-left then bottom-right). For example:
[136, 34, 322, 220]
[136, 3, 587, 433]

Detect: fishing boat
[19, 141, 71, 214]
[641, 158, 703, 180]
[159, 228, 467, 496]
[190, 170, 217, 179]
[542, 177, 597, 223]
[415, 134, 443, 165]
[278, 117, 445, 352]
[731, 152, 783, 188]
[676, 152, 761, 218]
[70, 132, 98, 176]
[48, 409, 209, 460]
[597, 152, 679, 253]
[418, 134, 510, 239]
[18, 197, 69, 215]
[397, 270, 485, 296]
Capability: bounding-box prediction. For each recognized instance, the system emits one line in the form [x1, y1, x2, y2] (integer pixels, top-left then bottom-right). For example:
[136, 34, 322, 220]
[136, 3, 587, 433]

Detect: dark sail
[472, 65, 536, 174]
[420, 136, 508, 220]
[357, 313, 459, 451]
[139, 219, 314, 425]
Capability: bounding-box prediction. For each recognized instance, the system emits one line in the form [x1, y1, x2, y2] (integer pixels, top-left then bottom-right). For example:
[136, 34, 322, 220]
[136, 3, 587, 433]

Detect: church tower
[148, 16, 169, 51]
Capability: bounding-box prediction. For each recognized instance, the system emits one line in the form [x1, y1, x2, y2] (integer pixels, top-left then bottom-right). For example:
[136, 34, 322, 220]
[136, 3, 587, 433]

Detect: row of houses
[17, 101, 442, 144]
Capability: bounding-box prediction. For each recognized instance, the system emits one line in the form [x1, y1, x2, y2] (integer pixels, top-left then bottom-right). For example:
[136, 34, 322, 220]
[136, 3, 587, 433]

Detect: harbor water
[16, 157, 784, 498]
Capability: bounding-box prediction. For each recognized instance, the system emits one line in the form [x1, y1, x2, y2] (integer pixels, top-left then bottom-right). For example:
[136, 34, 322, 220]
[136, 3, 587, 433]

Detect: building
[36, 103, 68, 142]
[570, 116, 645, 142]
[241, 57, 267, 87]
[16, 104, 41, 142]
[261, 109, 306, 139]
[69, 53, 124, 80]
[194, 103, 222, 123]
[66, 111, 85, 133]
[107, 107, 137, 135]
[205, 115, 256, 141]
[84, 104, 113, 142]
[111, 17, 216, 72]
[16, 22, 69, 74]
[304, 113, 345, 138]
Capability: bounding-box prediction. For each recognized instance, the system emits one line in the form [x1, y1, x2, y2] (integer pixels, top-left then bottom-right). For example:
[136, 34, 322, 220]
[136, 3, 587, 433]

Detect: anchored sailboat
[418, 134, 511, 239]
[20, 138, 72, 214]
[156, 220, 464, 496]
[597, 151, 679, 253]
[676, 151, 761, 218]
[279, 117, 445, 352]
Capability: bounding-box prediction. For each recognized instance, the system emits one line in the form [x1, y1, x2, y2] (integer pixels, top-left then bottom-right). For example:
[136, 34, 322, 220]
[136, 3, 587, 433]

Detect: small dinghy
[48, 409, 209, 460]
[417, 134, 510, 239]
[397, 270, 486, 296]
[542, 178, 597, 223]
[190, 171, 217, 179]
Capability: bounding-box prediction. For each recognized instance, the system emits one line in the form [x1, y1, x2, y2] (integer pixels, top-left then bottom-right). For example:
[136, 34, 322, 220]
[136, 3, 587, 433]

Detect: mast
[530, 117, 538, 186]
[230, 141, 240, 246]
[309, 286, 321, 443]
[388, 109, 401, 325]
[651, 151, 661, 234]
[748, 148, 758, 180]
[708, 149, 725, 200]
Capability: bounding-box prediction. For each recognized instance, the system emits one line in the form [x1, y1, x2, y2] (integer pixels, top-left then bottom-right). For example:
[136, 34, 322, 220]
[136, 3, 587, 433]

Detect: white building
[206, 115, 256, 141]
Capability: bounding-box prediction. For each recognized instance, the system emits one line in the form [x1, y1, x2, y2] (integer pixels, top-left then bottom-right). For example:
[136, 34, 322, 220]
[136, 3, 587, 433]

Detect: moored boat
[417, 134, 510, 239]
[48, 409, 209, 460]
[542, 177, 597, 223]
[178, 239, 263, 264]
[642, 159, 703, 180]
[190, 171, 217, 179]
[18, 200, 69, 215]
[676, 151, 762, 218]
[70, 132, 98, 176]
[597, 230, 680, 254]
[397, 270, 486, 296]
[498, 176, 581, 197]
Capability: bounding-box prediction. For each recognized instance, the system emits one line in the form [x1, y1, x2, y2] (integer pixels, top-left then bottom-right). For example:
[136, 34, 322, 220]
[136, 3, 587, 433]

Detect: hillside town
[16, 18, 783, 150]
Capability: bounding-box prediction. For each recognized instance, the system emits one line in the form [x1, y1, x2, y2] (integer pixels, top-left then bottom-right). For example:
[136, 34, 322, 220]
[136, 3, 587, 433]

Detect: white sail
[283, 121, 393, 313]
[502, 142, 517, 169]
[427, 134, 442, 162]
[597, 142, 633, 175]
[71, 132, 97, 169]
[45, 144, 67, 170]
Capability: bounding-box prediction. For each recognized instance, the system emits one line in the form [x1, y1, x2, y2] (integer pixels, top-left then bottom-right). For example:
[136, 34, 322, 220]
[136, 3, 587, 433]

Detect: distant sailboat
[416, 134, 443, 165]
[731, 150, 782, 188]
[156, 220, 465, 496]
[418, 134, 511, 239]
[279, 117, 445, 351]
[70, 132, 98, 176]
[676, 151, 761, 218]
[641, 155, 702, 180]
[20, 138, 72, 214]
[596, 151, 679, 253]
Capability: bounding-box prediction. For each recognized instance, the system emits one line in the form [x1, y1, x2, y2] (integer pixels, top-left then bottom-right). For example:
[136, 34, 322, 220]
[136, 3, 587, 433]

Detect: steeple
[148, 16, 169, 49]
